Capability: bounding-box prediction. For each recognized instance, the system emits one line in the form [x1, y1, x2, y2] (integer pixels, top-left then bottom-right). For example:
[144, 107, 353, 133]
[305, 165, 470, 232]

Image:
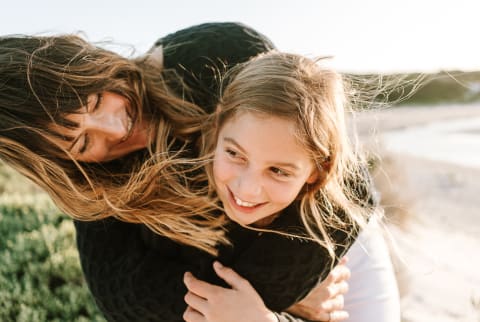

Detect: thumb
[213, 261, 250, 291]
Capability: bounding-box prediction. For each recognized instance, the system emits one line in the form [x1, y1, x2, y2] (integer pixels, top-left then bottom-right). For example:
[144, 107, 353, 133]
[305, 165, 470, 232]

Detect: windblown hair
[201, 51, 377, 260]
[0, 34, 227, 254]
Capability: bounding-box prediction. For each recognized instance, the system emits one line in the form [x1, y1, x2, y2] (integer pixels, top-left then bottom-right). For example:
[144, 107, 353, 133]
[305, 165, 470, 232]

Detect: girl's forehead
[227, 110, 293, 126]
[225, 111, 302, 141]
[220, 112, 312, 161]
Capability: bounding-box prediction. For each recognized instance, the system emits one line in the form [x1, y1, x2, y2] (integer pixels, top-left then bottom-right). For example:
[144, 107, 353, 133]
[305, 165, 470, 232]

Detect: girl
[182, 51, 381, 322]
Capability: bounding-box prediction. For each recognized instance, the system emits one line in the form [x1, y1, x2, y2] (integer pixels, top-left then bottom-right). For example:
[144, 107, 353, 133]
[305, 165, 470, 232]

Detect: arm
[222, 207, 357, 311]
[286, 257, 351, 321]
[183, 262, 310, 322]
[76, 218, 329, 322]
[183, 261, 350, 322]
[74, 218, 208, 322]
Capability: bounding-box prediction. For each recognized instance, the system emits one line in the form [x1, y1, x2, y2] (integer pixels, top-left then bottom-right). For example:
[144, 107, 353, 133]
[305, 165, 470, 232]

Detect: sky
[2, 0, 479, 73]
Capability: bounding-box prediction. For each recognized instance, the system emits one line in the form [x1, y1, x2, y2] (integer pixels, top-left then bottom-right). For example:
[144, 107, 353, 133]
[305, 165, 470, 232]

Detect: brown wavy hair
[200, 51, 377, 260]
[0, 34, 227, 254]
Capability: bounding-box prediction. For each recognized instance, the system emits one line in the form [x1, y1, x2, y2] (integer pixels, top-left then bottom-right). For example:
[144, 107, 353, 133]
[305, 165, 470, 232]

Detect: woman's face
[213, 112, 318, 226]
[51, 91, 151, 162]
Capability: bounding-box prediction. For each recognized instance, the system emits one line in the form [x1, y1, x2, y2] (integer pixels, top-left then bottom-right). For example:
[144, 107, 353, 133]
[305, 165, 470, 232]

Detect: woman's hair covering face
[0, 35, 144, 159]
[0, 34, 228, 255]
[0, 34, 148, 223]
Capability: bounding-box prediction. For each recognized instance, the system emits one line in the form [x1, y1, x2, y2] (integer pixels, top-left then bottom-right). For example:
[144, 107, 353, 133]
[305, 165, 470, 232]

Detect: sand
[355, 104, 480, 322]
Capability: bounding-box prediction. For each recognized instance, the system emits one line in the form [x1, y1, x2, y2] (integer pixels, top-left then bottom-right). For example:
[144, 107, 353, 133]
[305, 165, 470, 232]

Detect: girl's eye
[270, 167, 290, 177]
[225, 148, 238, 158]
[225, 148, 248, 163]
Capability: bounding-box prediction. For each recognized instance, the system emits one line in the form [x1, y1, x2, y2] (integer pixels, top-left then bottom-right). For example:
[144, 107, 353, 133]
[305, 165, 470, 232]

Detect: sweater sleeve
[222, 206, 358, 311]
[74, 218, 206, 322]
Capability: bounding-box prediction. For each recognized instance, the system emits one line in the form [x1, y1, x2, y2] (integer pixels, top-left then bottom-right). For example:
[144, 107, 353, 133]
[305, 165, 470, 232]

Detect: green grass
[0, 163, 105, 322]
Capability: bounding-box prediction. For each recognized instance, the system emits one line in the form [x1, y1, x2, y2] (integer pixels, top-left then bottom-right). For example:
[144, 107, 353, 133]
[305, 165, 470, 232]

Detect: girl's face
[51, 91, 151, 162]
[213, 112, 318, 226]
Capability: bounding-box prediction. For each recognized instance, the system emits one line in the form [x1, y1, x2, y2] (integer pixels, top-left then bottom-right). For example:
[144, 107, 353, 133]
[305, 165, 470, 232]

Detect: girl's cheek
[267, 182, 302, 204]
[213, 157, 234, 182]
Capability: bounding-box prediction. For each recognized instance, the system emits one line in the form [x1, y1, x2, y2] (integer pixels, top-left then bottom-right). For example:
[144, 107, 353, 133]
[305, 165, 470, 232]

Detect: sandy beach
[356, 104, 480, 322]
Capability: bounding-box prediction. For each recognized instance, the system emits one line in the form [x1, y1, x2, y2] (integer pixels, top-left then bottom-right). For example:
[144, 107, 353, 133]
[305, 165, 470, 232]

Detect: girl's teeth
[234, 196, 257, 207]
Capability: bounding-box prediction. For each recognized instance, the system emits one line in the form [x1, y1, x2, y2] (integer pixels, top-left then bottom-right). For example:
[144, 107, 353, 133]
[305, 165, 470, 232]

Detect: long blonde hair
[0, 34, 227, 254]
[201, 51, 377, 260]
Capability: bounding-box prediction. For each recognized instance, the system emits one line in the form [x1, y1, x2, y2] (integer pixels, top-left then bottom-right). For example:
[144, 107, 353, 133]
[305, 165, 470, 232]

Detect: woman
[0, 22, 398, 321]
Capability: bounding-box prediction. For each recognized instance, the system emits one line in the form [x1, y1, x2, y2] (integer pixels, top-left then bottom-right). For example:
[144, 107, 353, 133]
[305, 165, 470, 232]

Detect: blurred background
[1, 1, 479, 321]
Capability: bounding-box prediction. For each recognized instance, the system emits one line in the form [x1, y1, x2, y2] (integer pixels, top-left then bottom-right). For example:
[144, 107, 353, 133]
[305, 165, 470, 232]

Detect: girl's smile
[213, 112, 318, 226]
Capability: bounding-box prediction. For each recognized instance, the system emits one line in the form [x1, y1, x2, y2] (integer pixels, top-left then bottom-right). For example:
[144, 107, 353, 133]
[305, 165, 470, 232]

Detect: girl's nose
[235, 170, 263, 200]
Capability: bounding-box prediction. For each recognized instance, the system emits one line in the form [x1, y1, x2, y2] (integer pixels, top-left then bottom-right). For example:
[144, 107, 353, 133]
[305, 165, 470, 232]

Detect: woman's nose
[84, 113, 126, 141]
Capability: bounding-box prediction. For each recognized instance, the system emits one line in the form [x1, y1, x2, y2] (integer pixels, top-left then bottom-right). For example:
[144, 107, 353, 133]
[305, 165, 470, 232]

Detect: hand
[183, 261, 277, 322]
[286, 257, 351, 321]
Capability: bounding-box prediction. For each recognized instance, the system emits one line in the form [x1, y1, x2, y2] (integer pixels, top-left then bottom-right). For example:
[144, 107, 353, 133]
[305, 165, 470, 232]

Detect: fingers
[327, 263, 351, 284]
[286, 302, 328, 321]
[212, 261, 250, 291]
[184, 291, 208, 314]
[183, 306, 205, 322]
[325, 280, 349, 302]
[337, 280, 349, 295]
[317, 293, 344, 312]
[329, 310, 349, 321]
[339, 256, 349, 265]
[184, 271, 222, 298]
[330, 294, 344, 312]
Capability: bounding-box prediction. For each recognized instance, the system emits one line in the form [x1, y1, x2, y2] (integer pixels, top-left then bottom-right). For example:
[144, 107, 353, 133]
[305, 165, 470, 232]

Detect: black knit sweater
[74, 22, 360, 322]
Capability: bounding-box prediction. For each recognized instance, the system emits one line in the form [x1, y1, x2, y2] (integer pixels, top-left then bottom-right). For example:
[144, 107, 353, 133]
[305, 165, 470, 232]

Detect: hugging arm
[74, 218, 204, 322]
[230, 233, 352, 310]
[75, 218, 319, 322]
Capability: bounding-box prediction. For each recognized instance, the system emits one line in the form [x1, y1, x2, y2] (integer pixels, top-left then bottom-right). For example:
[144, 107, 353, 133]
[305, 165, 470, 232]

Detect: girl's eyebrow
[223, 137, 247, 154]
[223, 137, 300, 171]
